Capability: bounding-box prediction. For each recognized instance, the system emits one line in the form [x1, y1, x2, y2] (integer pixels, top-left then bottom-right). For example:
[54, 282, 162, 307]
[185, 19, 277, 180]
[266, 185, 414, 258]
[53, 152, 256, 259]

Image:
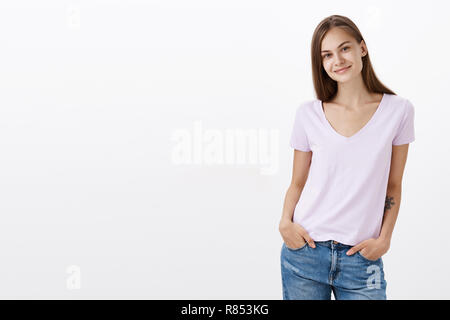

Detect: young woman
[279, 15, 415, 300]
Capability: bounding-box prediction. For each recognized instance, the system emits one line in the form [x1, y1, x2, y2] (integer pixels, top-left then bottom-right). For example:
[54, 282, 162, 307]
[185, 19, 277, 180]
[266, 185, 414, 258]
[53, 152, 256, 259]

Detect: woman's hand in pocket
[345, 237, 390, 260]
[279, 220, 316, 249]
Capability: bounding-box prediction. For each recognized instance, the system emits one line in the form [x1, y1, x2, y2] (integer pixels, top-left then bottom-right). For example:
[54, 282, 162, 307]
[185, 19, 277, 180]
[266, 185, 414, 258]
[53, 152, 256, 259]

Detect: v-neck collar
[318, 93, 387, 141]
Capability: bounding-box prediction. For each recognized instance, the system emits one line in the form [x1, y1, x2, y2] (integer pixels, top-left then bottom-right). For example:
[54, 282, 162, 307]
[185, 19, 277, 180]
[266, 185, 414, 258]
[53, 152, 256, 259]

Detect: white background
[0, 0, 447, 299]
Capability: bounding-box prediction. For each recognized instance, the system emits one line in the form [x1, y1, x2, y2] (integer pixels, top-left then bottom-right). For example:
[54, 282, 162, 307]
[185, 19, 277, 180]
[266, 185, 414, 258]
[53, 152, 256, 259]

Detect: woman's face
[320, 28, 366, 82]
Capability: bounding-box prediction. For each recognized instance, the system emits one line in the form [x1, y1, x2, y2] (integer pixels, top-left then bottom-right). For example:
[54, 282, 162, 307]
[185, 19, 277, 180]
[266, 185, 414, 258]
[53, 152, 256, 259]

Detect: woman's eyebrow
[321, 41, 352, 53]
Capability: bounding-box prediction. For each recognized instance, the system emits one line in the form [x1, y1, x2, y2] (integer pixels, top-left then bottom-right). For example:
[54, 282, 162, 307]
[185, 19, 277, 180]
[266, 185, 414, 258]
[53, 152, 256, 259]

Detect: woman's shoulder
[384, 93, 414, 113]
[295, 99, 317, 114]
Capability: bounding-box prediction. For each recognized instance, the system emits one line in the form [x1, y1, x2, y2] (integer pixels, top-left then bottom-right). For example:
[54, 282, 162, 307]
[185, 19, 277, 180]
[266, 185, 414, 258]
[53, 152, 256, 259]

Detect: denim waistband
[315, 240, 354, 248]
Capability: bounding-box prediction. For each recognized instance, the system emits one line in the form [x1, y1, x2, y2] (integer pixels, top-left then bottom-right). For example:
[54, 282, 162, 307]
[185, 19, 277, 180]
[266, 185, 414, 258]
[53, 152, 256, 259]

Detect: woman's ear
[359, 40, 368, 57]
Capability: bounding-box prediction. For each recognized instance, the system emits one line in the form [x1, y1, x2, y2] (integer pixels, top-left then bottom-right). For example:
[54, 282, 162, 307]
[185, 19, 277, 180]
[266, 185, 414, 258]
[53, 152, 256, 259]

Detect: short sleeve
[392, 99, 415, 146]
[290, 104, 311, 152]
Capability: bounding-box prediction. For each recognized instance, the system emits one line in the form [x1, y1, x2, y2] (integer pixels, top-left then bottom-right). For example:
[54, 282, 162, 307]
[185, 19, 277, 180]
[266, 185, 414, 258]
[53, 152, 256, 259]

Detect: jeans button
[333, 240, 338, 244]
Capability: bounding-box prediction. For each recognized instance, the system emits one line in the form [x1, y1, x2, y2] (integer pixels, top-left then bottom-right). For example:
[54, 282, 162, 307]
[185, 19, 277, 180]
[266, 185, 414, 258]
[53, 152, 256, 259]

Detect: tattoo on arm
[384, 196, 395, 213]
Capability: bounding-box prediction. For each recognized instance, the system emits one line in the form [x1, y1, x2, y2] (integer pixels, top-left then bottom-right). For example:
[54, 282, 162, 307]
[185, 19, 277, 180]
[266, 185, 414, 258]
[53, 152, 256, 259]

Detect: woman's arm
[279, 149, 316, 248]
[279, 150, 312, 224]
[378, 144, 411, 244]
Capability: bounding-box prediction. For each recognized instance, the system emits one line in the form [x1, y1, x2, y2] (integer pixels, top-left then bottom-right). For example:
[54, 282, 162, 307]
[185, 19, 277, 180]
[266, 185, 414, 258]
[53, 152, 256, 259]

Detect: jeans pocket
[357, 250, 380, 262]
[285, 241, 308, 251]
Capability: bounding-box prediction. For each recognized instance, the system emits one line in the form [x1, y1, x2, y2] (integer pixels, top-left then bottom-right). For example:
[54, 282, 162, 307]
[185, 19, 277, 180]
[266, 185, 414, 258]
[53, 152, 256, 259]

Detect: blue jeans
[281, 240, 387, 300]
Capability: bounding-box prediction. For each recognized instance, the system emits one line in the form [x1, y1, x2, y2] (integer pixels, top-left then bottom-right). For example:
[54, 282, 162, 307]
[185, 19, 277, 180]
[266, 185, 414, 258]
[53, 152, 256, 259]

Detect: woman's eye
[323, 47, 350, 59]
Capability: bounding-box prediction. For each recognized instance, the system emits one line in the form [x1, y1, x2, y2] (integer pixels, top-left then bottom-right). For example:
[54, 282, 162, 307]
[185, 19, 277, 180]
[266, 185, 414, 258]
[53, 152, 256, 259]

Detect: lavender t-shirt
[289, 93, 415, 246]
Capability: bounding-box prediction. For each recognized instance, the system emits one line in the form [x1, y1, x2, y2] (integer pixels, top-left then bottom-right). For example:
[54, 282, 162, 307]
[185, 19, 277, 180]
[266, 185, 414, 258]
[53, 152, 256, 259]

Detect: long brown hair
[311, 15, 396, 102]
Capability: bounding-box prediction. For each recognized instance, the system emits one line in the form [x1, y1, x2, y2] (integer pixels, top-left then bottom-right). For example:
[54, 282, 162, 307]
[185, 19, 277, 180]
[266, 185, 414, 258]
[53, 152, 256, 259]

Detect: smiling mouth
[335, 66, 351, 73]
